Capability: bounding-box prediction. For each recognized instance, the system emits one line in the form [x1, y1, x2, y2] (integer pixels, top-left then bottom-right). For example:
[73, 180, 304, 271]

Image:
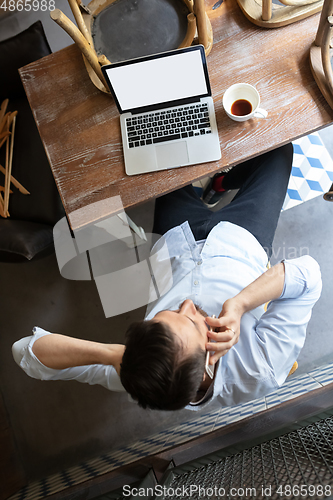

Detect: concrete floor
[1, 3, 333, 488]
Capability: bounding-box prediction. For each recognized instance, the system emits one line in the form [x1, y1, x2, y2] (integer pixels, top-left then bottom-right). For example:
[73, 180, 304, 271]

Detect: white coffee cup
[222, 83, 268, 122]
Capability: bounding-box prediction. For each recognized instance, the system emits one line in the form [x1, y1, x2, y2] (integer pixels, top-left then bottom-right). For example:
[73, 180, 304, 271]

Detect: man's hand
[205, 298, 243, 364]
[205, 262, 286, 366]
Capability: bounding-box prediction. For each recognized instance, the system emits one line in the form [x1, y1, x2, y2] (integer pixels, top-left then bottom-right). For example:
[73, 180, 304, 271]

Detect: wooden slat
[19, 0, 333, 231]
[0, 164, 30, 195]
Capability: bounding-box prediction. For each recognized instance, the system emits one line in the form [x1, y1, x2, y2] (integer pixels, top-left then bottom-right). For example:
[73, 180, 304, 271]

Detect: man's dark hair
[120, 320, 206, 411]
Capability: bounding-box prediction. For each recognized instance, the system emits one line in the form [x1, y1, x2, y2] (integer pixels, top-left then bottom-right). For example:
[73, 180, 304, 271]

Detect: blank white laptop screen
[103, 49, 208, 112]
[101, 46, 221, 176]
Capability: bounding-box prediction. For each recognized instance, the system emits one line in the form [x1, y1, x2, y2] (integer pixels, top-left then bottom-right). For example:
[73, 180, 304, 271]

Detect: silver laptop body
[102, 45, 221, 176]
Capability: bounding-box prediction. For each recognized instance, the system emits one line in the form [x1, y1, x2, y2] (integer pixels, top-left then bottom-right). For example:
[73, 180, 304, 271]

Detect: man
[12, 144, 322, 412]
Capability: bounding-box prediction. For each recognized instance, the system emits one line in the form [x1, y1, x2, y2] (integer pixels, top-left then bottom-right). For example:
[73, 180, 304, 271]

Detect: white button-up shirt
[145, 221, 322, 410]
[13, 221, 322, 410]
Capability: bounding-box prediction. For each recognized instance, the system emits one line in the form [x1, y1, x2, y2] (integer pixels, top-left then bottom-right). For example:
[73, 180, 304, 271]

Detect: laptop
[102, 45, 221, 176]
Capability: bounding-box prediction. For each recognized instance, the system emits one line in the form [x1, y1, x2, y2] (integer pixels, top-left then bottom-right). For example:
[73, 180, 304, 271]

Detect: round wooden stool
[51, 0, 213, 93]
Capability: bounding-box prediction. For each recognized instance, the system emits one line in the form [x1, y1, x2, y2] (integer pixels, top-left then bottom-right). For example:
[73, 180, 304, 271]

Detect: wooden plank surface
[20, 0, 333, 231]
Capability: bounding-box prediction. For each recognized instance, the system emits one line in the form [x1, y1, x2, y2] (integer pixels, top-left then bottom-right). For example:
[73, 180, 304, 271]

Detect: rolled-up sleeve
[255, 255, 322, 386]
[12, 327, 126, 392]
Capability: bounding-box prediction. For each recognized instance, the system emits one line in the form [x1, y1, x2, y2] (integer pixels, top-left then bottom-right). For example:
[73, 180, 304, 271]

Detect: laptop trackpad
[155, 141, 189, 169]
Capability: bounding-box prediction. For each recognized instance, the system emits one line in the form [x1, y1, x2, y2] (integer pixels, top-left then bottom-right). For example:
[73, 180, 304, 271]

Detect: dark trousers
[153, 143, 294, 258]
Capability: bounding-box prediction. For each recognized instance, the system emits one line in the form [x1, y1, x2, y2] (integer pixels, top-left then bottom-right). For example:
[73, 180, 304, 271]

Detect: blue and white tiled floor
[193, 132, 333, 211]
[8, 133, 333, 500]
[283, 133, 333, 210]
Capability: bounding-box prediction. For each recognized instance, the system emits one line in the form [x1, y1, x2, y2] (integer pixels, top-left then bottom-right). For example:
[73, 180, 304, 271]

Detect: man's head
[120, 300, 209, 411]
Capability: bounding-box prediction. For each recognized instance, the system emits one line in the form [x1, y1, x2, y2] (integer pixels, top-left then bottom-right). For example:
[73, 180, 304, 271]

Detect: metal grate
[160, 416, 333, 500]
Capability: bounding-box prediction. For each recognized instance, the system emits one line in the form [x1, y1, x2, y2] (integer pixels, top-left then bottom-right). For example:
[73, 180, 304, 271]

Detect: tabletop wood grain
[20, 0, 333, 230]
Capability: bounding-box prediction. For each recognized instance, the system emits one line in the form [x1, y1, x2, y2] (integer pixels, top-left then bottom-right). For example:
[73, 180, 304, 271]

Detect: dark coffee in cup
[231, 99, 252, 116]
[223, 83, 267, 122]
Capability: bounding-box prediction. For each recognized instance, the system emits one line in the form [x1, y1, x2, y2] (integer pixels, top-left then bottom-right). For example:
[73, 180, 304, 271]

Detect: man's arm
[206, 262, 285, 364]
[32, 335, 125, 374]
[12, 328, 126, 392]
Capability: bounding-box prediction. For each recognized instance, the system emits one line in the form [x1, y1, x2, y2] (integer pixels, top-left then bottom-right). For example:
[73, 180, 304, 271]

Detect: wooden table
[20, 0, 333, 231]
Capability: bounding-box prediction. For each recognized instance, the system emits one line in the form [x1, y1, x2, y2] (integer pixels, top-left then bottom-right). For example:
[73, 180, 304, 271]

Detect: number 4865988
[0, 0, 55, 11]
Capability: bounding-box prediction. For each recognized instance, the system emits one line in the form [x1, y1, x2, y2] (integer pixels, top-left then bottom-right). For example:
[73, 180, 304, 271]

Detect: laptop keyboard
[126, 103, 211, 148]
